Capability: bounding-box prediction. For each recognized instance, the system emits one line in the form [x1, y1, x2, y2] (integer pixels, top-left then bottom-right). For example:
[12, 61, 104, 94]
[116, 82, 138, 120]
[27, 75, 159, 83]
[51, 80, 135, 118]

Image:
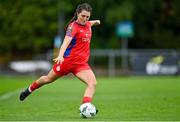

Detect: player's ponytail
[65, 3, 92, 31]
[65, 12, 77, 30]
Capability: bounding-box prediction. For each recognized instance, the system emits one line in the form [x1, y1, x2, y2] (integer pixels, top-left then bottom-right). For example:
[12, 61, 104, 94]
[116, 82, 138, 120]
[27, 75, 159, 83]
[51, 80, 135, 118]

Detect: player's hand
[53, 56, 64, 64]
[94, 20, 100, 25]
[96, 20, 100, 25]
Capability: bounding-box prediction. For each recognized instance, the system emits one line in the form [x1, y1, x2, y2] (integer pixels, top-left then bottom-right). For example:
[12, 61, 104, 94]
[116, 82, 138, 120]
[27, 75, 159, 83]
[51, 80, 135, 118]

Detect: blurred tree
[0, 0, 180, 63]
[105, 0, 134, 48]
[0, 0, 71, 60]
[130, 0, 180, 49]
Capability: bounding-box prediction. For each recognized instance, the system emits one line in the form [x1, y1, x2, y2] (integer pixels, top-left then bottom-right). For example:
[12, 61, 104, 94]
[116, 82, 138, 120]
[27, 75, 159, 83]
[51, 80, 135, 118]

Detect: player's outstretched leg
[19, 69, 59, 101]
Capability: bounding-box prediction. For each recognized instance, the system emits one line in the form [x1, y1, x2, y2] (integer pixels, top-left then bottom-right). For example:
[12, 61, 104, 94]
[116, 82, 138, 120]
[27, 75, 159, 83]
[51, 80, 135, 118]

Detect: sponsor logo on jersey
[56, 66, 61, 71]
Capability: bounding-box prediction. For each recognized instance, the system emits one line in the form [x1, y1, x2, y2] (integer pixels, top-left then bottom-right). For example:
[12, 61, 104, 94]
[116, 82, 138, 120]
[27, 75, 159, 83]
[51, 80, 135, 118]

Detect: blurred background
[0, 0, 180, 77]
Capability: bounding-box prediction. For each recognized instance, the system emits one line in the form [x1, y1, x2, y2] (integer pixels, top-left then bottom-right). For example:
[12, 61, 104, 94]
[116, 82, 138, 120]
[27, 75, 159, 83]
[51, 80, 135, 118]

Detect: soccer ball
[79, 103, 97, 118]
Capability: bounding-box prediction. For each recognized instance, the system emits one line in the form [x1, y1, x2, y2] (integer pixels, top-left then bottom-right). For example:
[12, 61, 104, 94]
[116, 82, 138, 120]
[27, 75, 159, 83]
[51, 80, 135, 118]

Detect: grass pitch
[0, 76, 180, 121]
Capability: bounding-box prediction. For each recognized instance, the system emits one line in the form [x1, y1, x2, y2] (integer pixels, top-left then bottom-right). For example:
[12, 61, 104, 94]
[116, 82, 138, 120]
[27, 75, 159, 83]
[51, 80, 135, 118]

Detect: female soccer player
[19, 3, 100, 105]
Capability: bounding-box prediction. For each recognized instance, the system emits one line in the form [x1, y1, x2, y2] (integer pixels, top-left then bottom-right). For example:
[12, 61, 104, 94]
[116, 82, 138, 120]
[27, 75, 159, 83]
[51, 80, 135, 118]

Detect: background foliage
[0, 0, 180, 59]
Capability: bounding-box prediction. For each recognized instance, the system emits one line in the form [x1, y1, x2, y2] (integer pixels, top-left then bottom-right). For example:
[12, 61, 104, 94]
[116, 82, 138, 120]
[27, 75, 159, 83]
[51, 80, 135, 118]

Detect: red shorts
[53, 58, 91, 76]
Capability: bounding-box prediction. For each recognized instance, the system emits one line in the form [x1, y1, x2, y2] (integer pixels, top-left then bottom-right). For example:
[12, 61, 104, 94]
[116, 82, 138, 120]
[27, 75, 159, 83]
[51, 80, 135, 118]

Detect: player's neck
[75, 20, 86, 26]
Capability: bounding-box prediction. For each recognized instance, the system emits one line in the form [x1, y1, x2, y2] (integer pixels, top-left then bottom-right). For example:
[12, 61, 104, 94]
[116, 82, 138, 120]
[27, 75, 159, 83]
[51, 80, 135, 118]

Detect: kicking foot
[19, 88, 31, 101]
[96, 109, 99, 114]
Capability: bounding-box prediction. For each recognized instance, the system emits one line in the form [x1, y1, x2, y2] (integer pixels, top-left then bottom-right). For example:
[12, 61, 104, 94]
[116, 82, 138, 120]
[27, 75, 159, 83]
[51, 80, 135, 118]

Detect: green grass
[0, 76, 180, 121]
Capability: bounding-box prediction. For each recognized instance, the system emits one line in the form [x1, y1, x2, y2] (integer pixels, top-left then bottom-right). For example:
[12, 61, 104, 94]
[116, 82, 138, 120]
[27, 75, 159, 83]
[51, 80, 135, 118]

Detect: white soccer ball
[79, 103, 97, 118]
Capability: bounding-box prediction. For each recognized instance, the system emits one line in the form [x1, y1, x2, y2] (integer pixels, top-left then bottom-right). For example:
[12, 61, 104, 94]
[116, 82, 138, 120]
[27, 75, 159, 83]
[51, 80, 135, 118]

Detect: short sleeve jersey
[64, 21, 92, 64]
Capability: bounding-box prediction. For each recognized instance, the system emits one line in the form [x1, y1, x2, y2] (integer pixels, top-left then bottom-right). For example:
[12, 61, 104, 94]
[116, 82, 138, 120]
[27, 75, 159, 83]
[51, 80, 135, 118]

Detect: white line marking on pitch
[0, 89, 22, 100]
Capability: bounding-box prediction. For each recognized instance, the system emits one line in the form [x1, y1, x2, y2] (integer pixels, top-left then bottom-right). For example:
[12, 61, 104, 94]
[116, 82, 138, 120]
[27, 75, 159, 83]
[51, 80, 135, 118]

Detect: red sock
[29, 81, 40, 92]
[82, 96, 92, 103]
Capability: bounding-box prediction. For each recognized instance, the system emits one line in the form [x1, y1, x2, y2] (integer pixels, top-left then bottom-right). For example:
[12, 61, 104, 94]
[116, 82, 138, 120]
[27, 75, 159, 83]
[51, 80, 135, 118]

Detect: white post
[121, 38, 128, 70]
[108, 51, 115, 77]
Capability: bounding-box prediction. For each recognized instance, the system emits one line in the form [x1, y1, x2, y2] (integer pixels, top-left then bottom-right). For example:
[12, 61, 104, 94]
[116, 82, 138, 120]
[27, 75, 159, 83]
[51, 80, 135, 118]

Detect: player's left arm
[89, 20, 101, 26]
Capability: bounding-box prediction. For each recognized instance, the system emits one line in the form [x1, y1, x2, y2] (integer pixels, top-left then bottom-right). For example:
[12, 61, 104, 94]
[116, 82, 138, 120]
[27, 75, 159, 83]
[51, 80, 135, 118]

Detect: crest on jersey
[56, 66, 61, 71]
[66, 26, 73, 37]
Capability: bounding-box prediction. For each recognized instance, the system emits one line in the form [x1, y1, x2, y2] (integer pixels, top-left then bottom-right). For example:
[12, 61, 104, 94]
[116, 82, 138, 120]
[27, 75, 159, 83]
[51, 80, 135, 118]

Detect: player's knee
[40, 76, 53, 83]
[93, 80, 97, 87]
[88, 80, 97, 88]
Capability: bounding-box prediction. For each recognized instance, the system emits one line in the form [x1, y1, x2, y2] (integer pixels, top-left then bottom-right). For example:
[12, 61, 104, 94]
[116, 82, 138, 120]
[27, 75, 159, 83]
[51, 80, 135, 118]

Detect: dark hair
[65, 3, 92, 30]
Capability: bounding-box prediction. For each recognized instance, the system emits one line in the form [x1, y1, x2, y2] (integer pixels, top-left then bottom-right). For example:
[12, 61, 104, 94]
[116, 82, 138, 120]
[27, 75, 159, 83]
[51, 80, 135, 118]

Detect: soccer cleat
[96, 109, 99, 114]
[19, 88, 31, 101]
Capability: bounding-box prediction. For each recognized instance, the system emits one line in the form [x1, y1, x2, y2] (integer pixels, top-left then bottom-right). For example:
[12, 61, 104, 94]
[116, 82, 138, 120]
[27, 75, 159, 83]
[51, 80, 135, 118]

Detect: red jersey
[64, 21, 92, 64]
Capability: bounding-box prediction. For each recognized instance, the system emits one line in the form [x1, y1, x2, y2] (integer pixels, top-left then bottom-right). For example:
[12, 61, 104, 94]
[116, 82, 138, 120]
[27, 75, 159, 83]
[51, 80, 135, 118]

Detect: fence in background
[0, 49, 179, 76]
[90, 49, 180, 76]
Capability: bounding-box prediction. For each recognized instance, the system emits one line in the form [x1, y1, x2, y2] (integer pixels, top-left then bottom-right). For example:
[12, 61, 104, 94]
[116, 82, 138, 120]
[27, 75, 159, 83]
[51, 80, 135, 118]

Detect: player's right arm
[53, 23, 77, 64]
[53, 36, 72, 64]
